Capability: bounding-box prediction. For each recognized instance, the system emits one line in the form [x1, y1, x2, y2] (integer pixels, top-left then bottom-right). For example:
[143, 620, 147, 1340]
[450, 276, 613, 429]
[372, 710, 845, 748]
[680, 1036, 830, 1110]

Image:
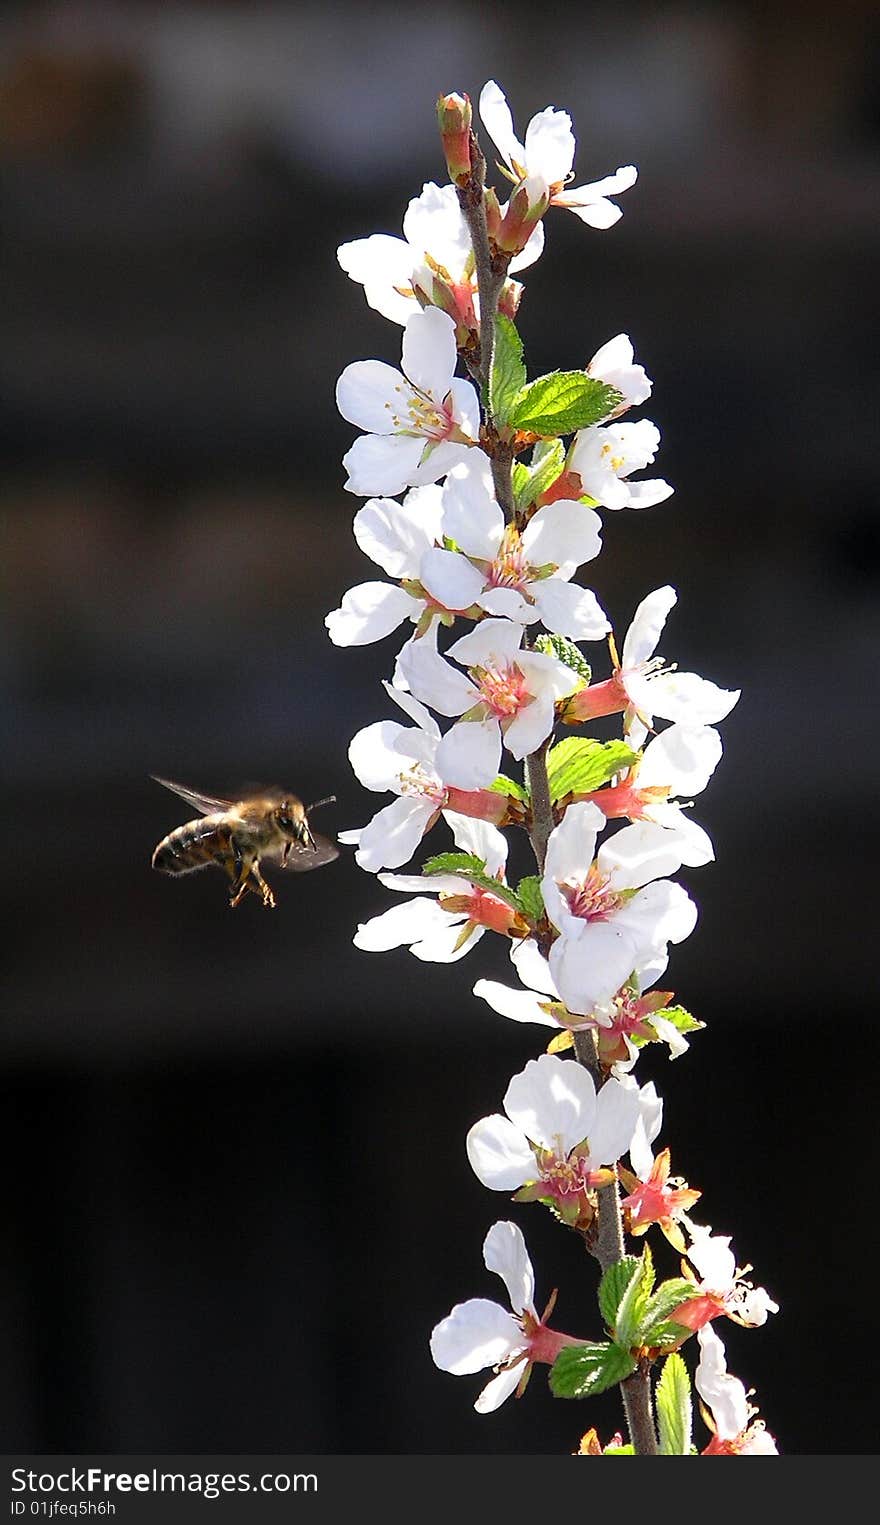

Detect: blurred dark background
[1, 0, 878, 1455]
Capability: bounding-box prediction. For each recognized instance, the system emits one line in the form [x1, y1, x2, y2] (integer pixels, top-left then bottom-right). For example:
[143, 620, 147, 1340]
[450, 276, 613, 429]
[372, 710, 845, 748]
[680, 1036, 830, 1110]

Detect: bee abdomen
[152, 820, 230, 875]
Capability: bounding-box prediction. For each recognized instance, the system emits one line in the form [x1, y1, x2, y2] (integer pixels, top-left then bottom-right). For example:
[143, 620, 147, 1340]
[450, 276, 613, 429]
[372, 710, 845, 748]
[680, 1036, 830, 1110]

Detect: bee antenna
[306, 794, 336, 815]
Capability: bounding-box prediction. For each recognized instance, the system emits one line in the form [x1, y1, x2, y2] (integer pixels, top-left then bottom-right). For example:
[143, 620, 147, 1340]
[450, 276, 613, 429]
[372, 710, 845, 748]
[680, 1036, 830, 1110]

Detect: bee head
[275, 798, 313, 847]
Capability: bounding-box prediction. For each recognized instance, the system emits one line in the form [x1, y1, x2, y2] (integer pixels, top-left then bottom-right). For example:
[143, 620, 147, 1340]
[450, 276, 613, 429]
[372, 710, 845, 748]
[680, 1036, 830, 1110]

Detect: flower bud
[437, 92, 472, 185]
[498, 279, 524, 321]
[495, 176, 550, 255]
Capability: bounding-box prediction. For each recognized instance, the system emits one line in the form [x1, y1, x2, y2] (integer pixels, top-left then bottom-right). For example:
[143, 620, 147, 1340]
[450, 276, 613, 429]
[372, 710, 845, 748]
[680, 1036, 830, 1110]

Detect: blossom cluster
[329, 81, 778, 1455]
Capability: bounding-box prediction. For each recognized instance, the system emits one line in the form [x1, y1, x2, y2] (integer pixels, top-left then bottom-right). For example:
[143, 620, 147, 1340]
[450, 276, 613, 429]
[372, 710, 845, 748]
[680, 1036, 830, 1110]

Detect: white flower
[542, 802, 698, 1014]
[429, 1221, 543, 1413]
[685, 1226, 779, 1328]
[396, 618, 582, 790]
[618, 587, 740, 746]
[325, 485, 444, 647]
[353, 816, 524, 963]
[587, 334, 652, 414]
[588, 723, 724, 868]
[568, 419, 673, 510]
[466, 1053, 641, 1196]
[479, 80, 637, 229]
[696, 1325, 779, 1454]
[425, 457, 608, 640]
[336, 308, 479, 496]
[338, 181, 542, 327]
[627, 1079, 664, 1181]
[341, 683, 504, 873]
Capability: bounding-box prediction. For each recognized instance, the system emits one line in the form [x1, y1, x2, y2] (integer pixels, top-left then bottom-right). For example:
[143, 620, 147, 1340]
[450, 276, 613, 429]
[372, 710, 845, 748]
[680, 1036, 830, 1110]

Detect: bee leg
[228, 843, 257, 908]
[249, 862, 276, 910]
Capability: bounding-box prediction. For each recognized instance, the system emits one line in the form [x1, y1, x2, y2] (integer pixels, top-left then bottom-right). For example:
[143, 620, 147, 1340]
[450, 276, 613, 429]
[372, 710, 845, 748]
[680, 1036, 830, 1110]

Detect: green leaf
[421, 853, 524, 916]
[508, 373, 622, 437]
[550, 1342, 637, 1399]
[490, 315, 527, 425]
[651, 1005, 704, 1036]
[515, 875, 544, 923]
[489, 773, 529, 803]
[603, 1443, 636, 1456]
[598, 1257, 642, 1331]
[546, 737, 638, 802]
[533, 634, 591, 686]
[615, 1245, 656, 1350]
[640, 1280, 701, 1344]
[656, 1353, 693, 1457]
[512, 439, 566, 513]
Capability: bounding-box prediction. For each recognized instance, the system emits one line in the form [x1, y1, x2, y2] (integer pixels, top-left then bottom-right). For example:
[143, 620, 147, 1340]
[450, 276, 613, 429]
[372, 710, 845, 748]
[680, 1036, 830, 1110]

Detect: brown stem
[457, 115, 658, 1458]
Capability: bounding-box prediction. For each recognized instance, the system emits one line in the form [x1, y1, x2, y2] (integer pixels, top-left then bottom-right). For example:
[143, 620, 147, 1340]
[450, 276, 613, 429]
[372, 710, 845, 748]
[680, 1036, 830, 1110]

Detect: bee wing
[151, 776, 235, 817]
[284, 831, 340, 872]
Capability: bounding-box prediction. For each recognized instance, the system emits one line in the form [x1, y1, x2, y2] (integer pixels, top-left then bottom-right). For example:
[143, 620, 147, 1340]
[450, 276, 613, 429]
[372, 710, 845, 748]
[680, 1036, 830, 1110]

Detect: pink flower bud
[437, 92, 472, 185]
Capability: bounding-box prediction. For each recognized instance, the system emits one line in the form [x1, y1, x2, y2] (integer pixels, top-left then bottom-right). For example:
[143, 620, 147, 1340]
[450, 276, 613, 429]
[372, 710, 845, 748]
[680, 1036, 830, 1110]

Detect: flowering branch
[330, 77, 779, 1459]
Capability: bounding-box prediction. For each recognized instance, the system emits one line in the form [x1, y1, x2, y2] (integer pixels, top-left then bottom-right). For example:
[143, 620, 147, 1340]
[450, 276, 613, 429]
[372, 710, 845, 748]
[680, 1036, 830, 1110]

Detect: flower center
[475, 661, 530, 719]
[388, 382, 452, 441]
[485, 525, 534, 594]
[397, 763, 446, 805]
[559, 863, 624, 922]
[600, 441, 626, 472]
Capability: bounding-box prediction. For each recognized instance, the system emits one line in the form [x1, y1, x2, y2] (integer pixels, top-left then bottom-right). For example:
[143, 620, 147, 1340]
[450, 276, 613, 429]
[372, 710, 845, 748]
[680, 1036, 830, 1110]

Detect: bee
[150, 777, 339, 908]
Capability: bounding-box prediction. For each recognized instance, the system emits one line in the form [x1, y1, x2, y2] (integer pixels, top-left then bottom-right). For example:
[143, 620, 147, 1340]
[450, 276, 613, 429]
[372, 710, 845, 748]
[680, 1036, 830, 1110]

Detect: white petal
[688, 1233, 737, 1292]
[510, 938, 557, 996]
[531, 579, 609, 640]
[590, 1076, 642, 1166]
[521, 501, 602, 574]
[449, 815, 508, 874]
[478, 587, 535, 622]
[401, 306, 457, 397]
[409, 438, 477, 487]
[624, 478, 674, 509]
[337, 234, 416, 325]
[447, 377, 482, 440]
[482, 1220, 536, 1316]
[550, 924, 643, 1014]
[613, 879, 698, 950]
[695, 1326, 749, 1441]
[397, 636, 476, 717]
[353, 896, 451, 951]
[353, 491, 441, 578]
[382, 678, 440, 739]
[342, 433, 426, 497]
[478, 80, 524, 172]
[354, 796, 436, 873]
[621, 585, 677, 669]
[473, 978, 559, 1028]
[325, 582, 419, 646]
[441, 457, 504, 557]
[446, 616, 524, 668]
[336, 359, 407, 434]
[434, 718, 502, 790]
[503, 691, 557, 761]
[430, 1298, 524, 1375]
[474, 1363, 525, 1413]
[509, 218, 544, 273]
[523, 105, 575, 183]
[412, 918, 485, 963]
[638, 725, 722, 797]
[503, 1053, 597, 1157]
[466, 1113, 536, 1191]
[419, 548, 486, 611]
[646, 806, 715, 867]
[542, 803, 604, 935]
[402, 181, 472, 273]
[588, 334, 634, 375]
[348, 719, 417, 791]
[597, 819, 693, 890]
[628, 670, 741, 727]
[562, 196, 623, 229]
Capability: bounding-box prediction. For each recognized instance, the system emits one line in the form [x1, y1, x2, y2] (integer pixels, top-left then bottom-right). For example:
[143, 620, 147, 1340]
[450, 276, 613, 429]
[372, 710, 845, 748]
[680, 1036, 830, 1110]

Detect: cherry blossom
[541, 803, 698, 1014]
[396, 618, 583, 790]
[465, 1054, 644, 1226]
[341, 683, 508, 873]
[336, 308, 480, 496]
[578, 723, 723, 867]
[337, 180, 542, 329]
[567, 419, 673, 510]
[587, 334, 652, 415]
[478, 80, 637, 230]
[695, 1325, 779, 1455]
[430, 1220, 581, 1413]
[352, 816, 527, 962]
[673, 1226, 779, 1331]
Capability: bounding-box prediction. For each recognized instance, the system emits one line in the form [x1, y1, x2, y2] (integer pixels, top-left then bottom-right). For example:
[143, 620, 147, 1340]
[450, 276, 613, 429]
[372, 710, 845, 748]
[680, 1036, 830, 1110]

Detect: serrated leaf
[533, 633, 592, 686]
[512, 439, 566, 513]
[515, 875, 545, 923]
[508, 373, 622, 437]
[598, 1257, 642, 1331]
[550, 1341, 637, 1399]
[490, 315, 527, 425]
[422, 851, 486, 878]
[489, 773, 529, 803]
[615, 1245, 656, 1350]
[421, 853, 525, 916]
[546, 737, 638, 802]
[656, 1353, 692, 1457]
[652, 1005, 704, 1036]
[640, 1280, 701, 1344]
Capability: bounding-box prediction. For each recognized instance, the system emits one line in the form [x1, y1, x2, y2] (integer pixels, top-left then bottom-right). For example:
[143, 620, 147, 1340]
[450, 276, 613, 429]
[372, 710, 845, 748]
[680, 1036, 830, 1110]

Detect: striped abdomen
[152, 816, 232, 875]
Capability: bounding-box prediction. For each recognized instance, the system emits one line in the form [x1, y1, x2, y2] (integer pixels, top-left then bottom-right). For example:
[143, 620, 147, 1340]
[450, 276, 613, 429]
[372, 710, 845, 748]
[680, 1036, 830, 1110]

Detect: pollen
[475, 661, 530, 718]
[559, 863, 624, 922]
[485, 525, 534, 594]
